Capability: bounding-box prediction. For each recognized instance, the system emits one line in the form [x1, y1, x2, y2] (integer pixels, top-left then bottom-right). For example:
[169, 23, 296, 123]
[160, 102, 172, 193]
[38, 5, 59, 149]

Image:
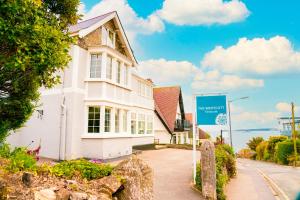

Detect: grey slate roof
[69, 11, 115, 33]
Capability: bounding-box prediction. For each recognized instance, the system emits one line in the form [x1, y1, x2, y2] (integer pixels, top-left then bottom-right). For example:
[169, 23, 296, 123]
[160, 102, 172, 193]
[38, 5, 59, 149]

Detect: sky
[80, 0, 300, 133]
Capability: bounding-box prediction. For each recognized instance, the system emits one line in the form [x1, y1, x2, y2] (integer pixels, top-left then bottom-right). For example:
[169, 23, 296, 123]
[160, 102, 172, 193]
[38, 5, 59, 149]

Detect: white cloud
[139, 59, 264, 91]
[191, 70, 264, 91]
[157, 0, 250, 25]
[81, 0, 164, 42]
[276, 102, 300, 115]
[138, 59, 197, 85]
[202, 36, 300, 74]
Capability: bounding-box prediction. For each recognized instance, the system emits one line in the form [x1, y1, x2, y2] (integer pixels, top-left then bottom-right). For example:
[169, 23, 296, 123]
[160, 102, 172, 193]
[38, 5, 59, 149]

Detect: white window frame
[116, 60, 121, 84]
[124, 64, 128, 85]
[115, 108, 120, 133]
[146, 115, 153, 134]
[87, 106, 100, 133]
[104, 107, 111, 132]
[123, 110, 128, 133]
[106, 55, 113, 80]
[90, 53, 102, 78]
[138, 114, 145, 134]
[131, 113, 137, 134]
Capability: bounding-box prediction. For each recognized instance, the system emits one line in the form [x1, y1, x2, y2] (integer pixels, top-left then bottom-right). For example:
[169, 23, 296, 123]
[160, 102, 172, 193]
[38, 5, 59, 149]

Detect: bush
[51, 159, 113, 180]
[215, 145, 237, 200]
[267, 136, 288, 161]
[6, 147, 37, 172]
[237, 148, 255, 159]
[256, 141, 268, 160]
[0, 143, 11, 158]
[195, 163, 201, 190]
[247, 137, 264, 151]
[275, 139, 300, 165]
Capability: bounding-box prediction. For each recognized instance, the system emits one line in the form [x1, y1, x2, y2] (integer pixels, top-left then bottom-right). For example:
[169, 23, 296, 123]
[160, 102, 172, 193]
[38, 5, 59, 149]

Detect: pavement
[226, 158, 300, 200]
[138, 148, 202, 200]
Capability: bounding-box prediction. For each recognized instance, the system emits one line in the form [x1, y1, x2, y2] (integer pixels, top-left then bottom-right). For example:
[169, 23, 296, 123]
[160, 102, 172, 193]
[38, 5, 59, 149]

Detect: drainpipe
[58, 71, 67, 161]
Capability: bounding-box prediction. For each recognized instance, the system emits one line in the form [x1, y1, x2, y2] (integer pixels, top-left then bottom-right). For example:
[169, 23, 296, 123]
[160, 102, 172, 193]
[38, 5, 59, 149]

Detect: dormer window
[107, 28, 115, 48]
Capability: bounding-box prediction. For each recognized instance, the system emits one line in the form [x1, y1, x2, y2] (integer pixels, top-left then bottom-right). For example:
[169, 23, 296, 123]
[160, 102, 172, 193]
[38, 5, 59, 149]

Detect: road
[226, 158, 300, 200]
[139, 148, 202, 200]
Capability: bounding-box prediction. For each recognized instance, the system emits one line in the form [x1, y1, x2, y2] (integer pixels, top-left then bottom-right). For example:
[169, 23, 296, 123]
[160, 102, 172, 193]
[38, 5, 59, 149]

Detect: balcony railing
[174, 119, 192, 132]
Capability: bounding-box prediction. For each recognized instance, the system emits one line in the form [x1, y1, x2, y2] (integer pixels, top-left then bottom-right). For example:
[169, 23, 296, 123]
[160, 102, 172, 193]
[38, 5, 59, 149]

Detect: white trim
[81, 133, 154, 139]
[71, 45, 80, 88]
[41, 88, 85, 96]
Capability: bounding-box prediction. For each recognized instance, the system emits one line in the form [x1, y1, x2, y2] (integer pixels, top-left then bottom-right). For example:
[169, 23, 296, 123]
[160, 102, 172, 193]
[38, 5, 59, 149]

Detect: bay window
[124, 64, 128, 85]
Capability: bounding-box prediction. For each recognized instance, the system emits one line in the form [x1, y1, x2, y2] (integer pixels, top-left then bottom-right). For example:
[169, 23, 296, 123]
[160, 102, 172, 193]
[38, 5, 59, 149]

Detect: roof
[69, 11, 137, 65]
[153, 86, 185, 133]
[185, 113, 193, 124]
[198, 128, 209, 139]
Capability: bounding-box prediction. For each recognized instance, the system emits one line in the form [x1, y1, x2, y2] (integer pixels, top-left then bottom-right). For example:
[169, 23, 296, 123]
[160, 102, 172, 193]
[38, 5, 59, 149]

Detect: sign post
[193, 94, 227, 184]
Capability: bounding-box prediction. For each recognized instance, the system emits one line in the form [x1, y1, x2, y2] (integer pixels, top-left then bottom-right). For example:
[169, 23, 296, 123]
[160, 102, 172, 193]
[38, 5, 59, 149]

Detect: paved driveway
[138, 148, 202, 200]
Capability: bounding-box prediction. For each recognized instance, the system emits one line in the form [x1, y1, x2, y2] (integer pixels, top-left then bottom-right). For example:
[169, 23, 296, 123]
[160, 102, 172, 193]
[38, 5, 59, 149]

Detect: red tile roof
[153, 86, 181, 133]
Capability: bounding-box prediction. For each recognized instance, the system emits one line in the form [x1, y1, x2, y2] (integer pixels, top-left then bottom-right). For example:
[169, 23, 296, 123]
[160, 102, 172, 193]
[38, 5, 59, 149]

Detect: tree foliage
[247, 136, 264, 151]
[0, 0, 80, 142]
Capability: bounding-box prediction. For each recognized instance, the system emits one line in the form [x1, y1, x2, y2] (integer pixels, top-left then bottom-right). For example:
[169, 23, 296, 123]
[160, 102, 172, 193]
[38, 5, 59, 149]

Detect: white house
[8, 12, 155, 160]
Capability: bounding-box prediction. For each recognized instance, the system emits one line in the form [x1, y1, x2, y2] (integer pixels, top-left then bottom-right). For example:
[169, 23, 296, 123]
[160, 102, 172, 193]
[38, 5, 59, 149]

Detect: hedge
[275, 139, 300, 165]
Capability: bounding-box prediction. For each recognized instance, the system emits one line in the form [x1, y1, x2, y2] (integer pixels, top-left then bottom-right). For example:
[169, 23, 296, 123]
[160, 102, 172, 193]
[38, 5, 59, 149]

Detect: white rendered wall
[153, 114, 172, 144]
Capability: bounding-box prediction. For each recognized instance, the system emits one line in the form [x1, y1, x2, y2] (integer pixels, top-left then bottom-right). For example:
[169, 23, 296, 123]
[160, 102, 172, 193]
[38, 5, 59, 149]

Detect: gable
[153, 87, 181, 132]
[69, 11, 137, 65]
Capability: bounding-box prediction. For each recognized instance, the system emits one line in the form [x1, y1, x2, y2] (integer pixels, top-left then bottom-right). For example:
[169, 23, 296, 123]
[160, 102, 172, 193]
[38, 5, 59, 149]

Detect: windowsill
[81, 133, 154, 139]
[84, 78, 131, 91]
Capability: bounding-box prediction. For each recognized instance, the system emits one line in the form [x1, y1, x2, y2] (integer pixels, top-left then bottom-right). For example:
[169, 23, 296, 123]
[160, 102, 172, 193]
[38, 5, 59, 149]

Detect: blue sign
[196, 95, 227, 125]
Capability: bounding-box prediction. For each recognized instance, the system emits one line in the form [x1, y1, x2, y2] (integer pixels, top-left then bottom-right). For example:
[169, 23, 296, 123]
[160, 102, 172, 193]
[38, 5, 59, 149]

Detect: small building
[153, 86, 191, 144]
[278, 117, 300, 136]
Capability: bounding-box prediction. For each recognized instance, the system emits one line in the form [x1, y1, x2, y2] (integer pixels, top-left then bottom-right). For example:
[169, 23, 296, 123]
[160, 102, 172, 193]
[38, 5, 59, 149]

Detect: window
[106, 56, 112, 79]
[107, 29, 115, 48]
[124, 64, 128, 85]
[104, 107, 111, 132]
[116, 61, 121, 84]
[115, 109, 120, 133]
[123, 110, 128, 132]
[146, 115, 153, 134]
[90, 54, 101, 78]
[88, 106, 100, 133]
[131, 113, 137, 134]
[138, 114, 145, 134]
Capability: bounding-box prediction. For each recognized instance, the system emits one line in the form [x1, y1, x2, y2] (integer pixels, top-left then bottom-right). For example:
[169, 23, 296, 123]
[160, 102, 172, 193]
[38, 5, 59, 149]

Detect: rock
[56, 188, 71, 200]
[22, 172, 33, 187]
[70, 192, 88, 200]
[112, 155, 153, 200]
[34, 189, 56, 200]
[88, 195, 97, 200]
[200, 140, 217, 200]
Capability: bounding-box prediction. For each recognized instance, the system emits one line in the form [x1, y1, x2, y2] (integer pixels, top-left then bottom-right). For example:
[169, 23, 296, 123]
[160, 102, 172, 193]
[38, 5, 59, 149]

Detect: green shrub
[51, 159, 113, 180]
[267, 136, 288, 161]
[256, 141, 268, 160]
[195, 163, 201, 190]
[0, 143, 11, 158]
[215, 145, 237, 200]
[247, 137, 264, 151]
[275, 139, 300, 165]
[6, 147, 37, 172]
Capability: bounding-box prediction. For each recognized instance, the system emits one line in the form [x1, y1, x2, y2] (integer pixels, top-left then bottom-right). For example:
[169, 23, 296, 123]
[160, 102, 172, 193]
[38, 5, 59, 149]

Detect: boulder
[112, 155, 153, 200]
[34, 189, 56, 200]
